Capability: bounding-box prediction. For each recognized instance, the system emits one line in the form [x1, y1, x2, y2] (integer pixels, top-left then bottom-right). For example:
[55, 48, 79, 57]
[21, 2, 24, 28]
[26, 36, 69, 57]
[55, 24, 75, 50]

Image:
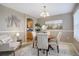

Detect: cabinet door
[27, 32, 33, 42]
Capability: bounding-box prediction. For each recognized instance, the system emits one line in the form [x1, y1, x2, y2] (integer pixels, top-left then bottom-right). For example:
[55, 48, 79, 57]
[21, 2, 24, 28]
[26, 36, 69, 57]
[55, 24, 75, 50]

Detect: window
[74, 9, 79, 41]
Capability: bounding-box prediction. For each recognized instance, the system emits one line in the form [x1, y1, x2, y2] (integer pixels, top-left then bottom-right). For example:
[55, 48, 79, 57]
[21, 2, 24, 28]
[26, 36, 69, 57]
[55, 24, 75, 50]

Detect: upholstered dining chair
[56, 31, 62, 53]
[37, 33, 49, 56]
[48, 31, 62, 53]
[32, 31, 36, 48]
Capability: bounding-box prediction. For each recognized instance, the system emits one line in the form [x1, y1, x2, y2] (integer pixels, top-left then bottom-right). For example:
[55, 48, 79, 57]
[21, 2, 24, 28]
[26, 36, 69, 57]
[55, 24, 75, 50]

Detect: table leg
[13, 51, 15, 56]
[57, 45, 59, 53]
[33, 42, 34, 48]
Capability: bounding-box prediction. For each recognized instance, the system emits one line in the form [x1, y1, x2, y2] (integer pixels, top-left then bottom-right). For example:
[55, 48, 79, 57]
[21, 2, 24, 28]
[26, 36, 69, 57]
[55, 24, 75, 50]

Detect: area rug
[15, 43, 77, 56]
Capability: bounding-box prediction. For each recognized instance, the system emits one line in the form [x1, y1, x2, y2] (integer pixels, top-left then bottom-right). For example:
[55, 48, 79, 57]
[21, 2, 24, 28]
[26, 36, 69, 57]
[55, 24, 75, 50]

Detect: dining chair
[48, 31, 58, 50]
[37, 33, 49, 56]
[32, 31, 36, 48]
[56, 31, 62, 53]
[48, 31, 62, 53]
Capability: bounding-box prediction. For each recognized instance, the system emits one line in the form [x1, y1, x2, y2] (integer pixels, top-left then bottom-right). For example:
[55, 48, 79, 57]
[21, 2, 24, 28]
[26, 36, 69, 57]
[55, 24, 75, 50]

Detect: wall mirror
[45, 20, 63, 30]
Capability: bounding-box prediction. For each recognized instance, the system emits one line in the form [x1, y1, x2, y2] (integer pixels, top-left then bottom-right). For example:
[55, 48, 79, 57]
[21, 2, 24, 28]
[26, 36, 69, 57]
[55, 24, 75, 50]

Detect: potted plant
[35, 23, 41, 32]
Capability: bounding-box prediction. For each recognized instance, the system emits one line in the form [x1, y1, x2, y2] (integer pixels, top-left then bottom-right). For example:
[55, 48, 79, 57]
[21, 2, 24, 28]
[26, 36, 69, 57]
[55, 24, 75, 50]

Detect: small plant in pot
[35, 23, 41, 32]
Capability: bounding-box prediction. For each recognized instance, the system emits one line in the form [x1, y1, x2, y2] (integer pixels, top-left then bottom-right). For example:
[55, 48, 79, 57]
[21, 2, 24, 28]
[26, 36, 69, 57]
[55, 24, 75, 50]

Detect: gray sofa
[0, 34, 20, 51]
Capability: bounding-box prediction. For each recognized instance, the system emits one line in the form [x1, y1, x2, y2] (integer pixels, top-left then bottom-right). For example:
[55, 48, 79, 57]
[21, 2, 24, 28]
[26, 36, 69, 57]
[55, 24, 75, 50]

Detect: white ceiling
[1, 3, 75, 18]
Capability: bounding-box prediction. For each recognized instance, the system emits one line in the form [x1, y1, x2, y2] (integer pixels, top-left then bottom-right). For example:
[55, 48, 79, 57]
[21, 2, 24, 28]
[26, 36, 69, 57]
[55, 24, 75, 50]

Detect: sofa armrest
[0, 40, 3, 45]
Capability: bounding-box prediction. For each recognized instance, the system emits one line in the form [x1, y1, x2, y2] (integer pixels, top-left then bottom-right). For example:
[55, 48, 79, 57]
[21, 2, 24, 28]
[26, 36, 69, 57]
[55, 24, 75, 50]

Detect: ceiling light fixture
[40, 6, 50, 18]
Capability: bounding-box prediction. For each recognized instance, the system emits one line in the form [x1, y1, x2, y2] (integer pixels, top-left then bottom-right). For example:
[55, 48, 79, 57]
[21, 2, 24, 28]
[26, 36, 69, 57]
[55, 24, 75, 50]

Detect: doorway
[26, 18, 33, 42]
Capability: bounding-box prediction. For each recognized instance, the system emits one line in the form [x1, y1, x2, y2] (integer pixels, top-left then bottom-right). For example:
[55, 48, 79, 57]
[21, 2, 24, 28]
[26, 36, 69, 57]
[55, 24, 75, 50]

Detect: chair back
[32, 31, 36, 40]
[37, 33, 48, 49]
[56, 31, 62, 44]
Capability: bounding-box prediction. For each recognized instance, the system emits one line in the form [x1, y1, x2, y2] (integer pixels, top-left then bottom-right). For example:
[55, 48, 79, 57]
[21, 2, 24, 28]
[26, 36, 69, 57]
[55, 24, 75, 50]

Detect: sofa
[0, 33, 20, 50]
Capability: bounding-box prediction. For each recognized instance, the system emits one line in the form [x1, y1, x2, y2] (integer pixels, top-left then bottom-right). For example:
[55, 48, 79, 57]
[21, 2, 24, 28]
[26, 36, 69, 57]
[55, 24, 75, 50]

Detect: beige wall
[37, 13, 73, 43]
[0, 5, 37, 42]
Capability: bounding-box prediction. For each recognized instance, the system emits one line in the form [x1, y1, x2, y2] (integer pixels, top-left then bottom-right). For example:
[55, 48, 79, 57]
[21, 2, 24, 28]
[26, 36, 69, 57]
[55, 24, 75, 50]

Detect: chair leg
[38, 49, 48, 56]
[38, 49, 39, 56]
[49, 45, 54, 50]
[33, 42, 34, 48]
[57, 45, 59, 53]
[46, 50, 48, 56]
